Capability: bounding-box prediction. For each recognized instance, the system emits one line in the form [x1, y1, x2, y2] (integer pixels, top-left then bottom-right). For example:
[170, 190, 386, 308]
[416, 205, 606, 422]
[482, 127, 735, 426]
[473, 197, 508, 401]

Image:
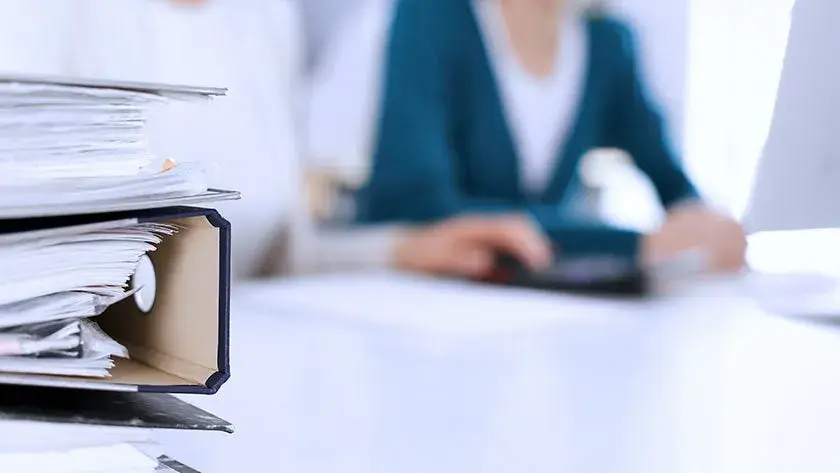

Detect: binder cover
[0, 384, 233, 433]
[0, 73, 228, 97]
[157, 456, 202, 473]
[0, 206, 231, 394]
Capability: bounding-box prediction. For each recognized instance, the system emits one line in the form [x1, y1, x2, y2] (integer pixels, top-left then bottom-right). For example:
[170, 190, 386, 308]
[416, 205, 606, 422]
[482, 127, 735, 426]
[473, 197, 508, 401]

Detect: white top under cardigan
[476, 0, 587, 195]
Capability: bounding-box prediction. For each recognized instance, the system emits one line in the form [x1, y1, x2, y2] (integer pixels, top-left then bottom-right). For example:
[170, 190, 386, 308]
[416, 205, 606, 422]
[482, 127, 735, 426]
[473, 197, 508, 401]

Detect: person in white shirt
[63, 0, 301, 279]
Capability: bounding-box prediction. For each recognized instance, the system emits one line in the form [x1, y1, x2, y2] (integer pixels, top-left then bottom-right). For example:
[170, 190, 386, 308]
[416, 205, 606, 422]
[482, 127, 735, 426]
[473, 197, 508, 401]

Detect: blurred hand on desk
[391, 207, 746, 278]
[644, 204, 747, 272]
[388, 201, 747, 280]
[393, 215, 553, 277]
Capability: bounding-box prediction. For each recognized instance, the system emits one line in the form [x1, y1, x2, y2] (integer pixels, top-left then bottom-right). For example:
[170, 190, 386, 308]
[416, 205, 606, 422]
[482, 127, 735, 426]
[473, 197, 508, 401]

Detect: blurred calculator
[483, 254, 651, 297]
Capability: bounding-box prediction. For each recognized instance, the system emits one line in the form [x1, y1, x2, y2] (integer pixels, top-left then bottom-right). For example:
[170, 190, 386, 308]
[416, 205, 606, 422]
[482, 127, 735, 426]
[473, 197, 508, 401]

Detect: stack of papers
[0, 74, 239, 218]
[0, 83, 164, 183]
[0, 419, 158, 473]
[0, 219, 175, 377]
[0, 162, 212, 217]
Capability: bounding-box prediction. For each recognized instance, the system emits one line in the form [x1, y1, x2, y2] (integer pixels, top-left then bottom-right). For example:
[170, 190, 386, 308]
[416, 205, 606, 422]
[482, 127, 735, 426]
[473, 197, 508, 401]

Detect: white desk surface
[152, 267, 840, 473]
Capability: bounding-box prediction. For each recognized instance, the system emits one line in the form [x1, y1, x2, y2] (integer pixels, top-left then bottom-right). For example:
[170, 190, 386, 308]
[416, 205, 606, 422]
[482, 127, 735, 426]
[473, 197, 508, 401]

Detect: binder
[0, 384, 231, 471]
[0, 384, 233, 433]
[0, 73, 228, 97]
[0, 206, 231, 394]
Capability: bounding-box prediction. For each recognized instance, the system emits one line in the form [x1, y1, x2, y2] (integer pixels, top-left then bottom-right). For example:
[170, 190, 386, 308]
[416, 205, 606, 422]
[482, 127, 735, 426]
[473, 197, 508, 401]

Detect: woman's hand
[642, 204, 747, 272]
[392, 215, 553, 277]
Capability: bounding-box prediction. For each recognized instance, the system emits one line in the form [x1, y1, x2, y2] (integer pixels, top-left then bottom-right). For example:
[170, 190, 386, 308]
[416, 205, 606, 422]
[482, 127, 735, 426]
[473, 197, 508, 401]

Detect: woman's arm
[294, 218, 554, 277]
[603, 20, 701, 209]
[361, 0, 641, 258]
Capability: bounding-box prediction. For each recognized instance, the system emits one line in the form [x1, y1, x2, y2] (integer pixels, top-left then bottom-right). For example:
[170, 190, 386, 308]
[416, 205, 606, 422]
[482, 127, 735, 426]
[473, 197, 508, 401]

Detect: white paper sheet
[239, 268, 840, 344]
[238, 272, 647, 339]
[0, 291, 135, 330]
[0, 83, 163, 183]
[0, 443, 158, 473]
[741, 271, 840, 318]
[0, 422, 152, 454]
[0, 222, 176, 306]
[0, 220, 172, 377]
[0, 162, 210, 213]
[0, 76, 227, 215]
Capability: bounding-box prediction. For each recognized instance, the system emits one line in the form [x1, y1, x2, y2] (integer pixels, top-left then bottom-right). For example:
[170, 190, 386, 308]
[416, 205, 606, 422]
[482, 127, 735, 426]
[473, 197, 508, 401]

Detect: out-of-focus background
[14, 3, 840, 473]
[0, 0, 793, 279]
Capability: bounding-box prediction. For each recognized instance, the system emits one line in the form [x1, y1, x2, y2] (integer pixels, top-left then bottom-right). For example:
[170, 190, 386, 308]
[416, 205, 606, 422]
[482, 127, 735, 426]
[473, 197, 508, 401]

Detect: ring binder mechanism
[0, 206, 231, 393]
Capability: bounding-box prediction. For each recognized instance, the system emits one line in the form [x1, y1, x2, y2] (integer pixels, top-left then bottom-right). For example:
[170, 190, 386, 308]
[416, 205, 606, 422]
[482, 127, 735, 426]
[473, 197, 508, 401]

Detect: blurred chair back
[304, 0, 392, 188]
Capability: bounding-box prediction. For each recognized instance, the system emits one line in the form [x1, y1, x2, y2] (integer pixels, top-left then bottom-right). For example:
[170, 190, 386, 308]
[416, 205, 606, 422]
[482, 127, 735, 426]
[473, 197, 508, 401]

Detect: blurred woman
[296, 0, 556, 276]
[355, 0, 747, 273]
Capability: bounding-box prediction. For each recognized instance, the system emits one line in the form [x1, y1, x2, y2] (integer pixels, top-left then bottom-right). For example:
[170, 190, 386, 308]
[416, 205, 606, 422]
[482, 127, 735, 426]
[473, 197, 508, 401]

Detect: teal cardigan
[357, 0, 700, 260]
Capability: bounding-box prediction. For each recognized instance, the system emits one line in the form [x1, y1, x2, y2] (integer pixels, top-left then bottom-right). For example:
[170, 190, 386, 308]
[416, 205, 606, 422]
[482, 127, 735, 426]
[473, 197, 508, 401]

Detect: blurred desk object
[303, 167, 361, 225]
[161, 231, 840, 472]
[743, 0, 840, 232]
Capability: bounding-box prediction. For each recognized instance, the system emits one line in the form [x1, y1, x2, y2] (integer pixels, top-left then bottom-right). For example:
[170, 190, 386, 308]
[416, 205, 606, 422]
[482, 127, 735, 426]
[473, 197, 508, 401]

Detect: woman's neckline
[483, 0, 582, 84]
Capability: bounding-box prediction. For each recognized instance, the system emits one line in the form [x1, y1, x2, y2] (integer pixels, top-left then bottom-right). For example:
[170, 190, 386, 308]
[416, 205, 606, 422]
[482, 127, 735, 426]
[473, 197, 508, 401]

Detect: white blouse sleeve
[303, 226, 402, 273]
[286, 196, 403, 274]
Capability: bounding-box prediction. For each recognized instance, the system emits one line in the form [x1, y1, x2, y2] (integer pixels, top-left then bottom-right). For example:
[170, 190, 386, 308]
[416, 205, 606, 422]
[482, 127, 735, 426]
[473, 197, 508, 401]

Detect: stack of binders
[0, 74, 239, 472]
